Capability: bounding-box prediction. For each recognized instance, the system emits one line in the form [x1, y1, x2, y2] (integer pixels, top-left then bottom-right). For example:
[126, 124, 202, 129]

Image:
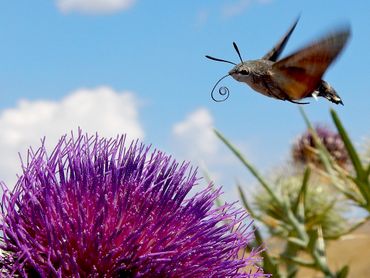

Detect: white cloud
[57, 0, 136, 14]
[222, 0, 272, 18]
[171, 108, 222, 194]
[171, 108, 256, 204]
[173, 108, 217, 159]
[0, 86, 143, 188]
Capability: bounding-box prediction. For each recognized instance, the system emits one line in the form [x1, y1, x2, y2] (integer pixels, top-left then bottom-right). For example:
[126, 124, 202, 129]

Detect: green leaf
[214, 129, 282, 206]
[292, 167, 310, 218]
[331, 109, 370, 208]
[301, 108, 370, 211]
[299, 108, 333, 171]
[307, 229, 318, 252]
[237, 184, 265, 246]
[329, 215, 370, 239]
[336, 184, 365, 205]
[311, 226, 334, 277]
[237, 184, 281, 276]
[282, 255, 315, 268]
[237, 184, 256, 219]
[287, 269, 298, 278]
[287, 237, 307, 248]
[315, 226, 326, 257]
[262, 255, 281, 278]
[335, 265, 349, 278]
[349, 177, 370, 208]
[330, 109, 365, 179]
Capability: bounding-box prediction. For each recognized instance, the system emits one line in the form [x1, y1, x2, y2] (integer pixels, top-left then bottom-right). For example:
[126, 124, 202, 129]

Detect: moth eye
[239, 69, 249, 75]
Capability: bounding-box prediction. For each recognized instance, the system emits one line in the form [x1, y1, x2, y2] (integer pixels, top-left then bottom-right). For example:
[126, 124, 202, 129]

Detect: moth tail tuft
[316, 80, 343, 105]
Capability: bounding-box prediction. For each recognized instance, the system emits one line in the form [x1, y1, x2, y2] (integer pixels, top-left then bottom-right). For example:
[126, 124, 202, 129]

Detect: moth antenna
[233, 42, 243, 63]
[205, 55, 237, 66]
[210, 74, 231, 102]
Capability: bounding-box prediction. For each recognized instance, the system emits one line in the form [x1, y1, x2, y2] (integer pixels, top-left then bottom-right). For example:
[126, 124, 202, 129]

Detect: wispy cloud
[56, 0, 136, 14]
[195, 9, 210, 28]
[195, 0, 272, 26]
[0, 86, 143, 188]
[222, 0, 272, 18]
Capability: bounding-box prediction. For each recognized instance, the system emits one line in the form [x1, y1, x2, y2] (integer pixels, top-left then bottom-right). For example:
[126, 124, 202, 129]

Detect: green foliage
[300, 108, 370, 211]
[253, 175, 349, 240]
[214, 109, 370, 278]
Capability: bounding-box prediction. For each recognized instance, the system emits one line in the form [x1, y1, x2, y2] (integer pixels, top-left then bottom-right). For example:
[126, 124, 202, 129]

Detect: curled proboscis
[211, 86, 230, 102]
[210, 74, 231, 102]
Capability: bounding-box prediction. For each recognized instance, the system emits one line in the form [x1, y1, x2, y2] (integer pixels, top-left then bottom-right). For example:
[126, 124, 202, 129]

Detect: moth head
[205, 42, 246, 102]
[229, 63, 251, 82]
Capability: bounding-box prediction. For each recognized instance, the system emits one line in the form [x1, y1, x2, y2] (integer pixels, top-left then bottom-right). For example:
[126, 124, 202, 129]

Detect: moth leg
[287, 99, 309, 105]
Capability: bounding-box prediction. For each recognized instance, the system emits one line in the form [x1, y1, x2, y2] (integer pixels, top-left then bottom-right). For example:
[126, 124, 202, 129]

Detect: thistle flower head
[292, 126, 348, 167]
[0, 132, 266, 277]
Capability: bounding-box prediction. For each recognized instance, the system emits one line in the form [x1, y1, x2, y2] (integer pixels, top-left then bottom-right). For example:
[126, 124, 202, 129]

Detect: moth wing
[262, 16, 299, 62]
[271, 27, 350, 100]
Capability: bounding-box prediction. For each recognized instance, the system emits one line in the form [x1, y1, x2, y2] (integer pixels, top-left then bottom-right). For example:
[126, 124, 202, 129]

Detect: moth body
[229, 60, 290, 101]
[206, 17, 350, 105]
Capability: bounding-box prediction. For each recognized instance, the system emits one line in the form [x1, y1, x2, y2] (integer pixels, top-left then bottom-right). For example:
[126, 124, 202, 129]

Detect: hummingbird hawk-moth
[206, 18, 351, 105]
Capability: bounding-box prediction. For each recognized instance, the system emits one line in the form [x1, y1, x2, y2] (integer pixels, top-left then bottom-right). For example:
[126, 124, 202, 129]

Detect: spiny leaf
[292, 167, 310, 216]
[330, 109, 365, 179]
[287, 237, 307, 248]
[237, 184, 280, 276]
[299, 108, 333, 172]
[214, 129, 282, 206]
[311, 226, 334, 277]
[282, 255, 315, 268]
[237, 184, 256, 218]
[336, 265, 349, 278]
[325, 215, 370, 240]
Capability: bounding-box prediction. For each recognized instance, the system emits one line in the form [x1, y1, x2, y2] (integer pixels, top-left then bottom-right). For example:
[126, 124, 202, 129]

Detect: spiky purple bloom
[292, 126, 348, 167]
[0, 133, 266, 277]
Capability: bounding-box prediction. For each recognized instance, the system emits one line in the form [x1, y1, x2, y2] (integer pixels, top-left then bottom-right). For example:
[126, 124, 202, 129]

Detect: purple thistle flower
[292, 125, 348, 168]
[0, 132, 266, 277]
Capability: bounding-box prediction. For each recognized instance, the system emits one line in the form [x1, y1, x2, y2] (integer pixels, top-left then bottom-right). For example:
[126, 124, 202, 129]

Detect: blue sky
[0, 1, 369, 198]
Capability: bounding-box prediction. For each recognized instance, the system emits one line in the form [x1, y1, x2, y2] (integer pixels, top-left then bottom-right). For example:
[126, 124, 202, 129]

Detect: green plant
[214, 108, 369, 277]
[300, 108, 370, 213]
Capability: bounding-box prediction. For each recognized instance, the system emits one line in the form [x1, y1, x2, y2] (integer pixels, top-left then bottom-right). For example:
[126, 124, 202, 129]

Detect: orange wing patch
[272, 28, 350, 100]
